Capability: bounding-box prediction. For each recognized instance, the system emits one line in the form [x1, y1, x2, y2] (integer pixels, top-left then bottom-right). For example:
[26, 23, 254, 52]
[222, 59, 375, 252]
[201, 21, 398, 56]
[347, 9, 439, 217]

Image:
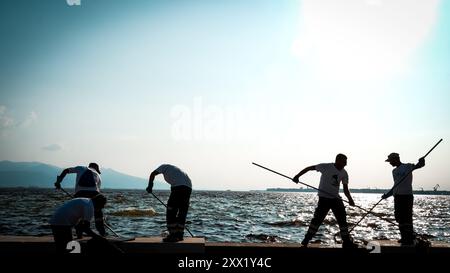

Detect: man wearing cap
[146, 164, 192, 242]
[55, 163, 106, 237]
[383, 153, 425, 245]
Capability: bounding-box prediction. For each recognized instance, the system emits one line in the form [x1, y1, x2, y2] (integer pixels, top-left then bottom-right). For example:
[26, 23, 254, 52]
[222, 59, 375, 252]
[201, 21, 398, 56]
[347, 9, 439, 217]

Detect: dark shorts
[74, 190, 99, 198]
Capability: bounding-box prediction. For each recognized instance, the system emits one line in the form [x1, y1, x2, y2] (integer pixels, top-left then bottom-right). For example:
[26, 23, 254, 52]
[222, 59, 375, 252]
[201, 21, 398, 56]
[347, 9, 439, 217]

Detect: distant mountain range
[266, 188, 450, 195]
[0, 161, 169, 190]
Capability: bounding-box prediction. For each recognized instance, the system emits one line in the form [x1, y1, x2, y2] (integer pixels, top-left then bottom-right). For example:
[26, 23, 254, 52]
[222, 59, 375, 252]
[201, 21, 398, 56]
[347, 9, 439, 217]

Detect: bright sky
[1, 0, 449, 190]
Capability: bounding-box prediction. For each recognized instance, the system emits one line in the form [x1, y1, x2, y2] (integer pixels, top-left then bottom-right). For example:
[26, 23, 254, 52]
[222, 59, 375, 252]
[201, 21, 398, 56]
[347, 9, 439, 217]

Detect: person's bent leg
[165, 189, 179, 240]
[331, 199, 356, 248]
[302, 197, 331, 246]
[174, 186, 192, 240]
[94, 209, 106, 237]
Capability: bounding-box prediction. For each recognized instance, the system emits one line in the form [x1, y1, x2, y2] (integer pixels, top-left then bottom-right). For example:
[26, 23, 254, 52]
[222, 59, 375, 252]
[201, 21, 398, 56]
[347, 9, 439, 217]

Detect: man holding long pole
[146, 164, 192, 242]
[382, 153, 425, 246]
[347, 139, 442, 238]
[54, 162, 106, 237]
[293, 154, 357, 248]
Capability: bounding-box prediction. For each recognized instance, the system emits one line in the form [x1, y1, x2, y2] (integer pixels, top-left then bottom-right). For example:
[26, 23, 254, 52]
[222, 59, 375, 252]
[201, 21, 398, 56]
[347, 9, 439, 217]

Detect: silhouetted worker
[49, 194, 107, 253]
[382, 153, 425, 245]
[293, 154, 357, 248]
[146, 164, 192, 242]
[54, 163, 105, 237]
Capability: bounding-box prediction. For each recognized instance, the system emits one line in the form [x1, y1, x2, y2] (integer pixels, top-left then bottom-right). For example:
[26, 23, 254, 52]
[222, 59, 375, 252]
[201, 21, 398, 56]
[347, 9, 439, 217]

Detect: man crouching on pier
[49, 194, 107, 253]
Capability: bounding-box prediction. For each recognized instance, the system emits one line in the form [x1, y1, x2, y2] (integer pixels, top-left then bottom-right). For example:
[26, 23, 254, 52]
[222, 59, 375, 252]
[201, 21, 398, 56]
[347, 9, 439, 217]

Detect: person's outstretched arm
[94, 210, 106, 236]
[343, 184, 355, 206]
[293, 165, 316, 183]
[146, 170, 160, 193]
[55, 168, 75, 189]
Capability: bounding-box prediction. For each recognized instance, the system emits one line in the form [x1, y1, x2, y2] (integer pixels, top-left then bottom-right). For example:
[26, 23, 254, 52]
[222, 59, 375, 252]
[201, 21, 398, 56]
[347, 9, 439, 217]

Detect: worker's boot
[163, 233, 183, 243]
[342, 236, 358, 249]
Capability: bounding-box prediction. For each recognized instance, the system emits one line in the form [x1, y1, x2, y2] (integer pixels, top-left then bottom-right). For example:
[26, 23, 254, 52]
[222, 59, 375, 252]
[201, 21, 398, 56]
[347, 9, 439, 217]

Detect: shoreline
[1, 187, 450, 195]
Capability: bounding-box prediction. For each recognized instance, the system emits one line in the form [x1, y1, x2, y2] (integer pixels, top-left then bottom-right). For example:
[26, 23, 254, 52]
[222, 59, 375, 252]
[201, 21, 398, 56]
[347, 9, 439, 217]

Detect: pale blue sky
[0, 0, 449, 190]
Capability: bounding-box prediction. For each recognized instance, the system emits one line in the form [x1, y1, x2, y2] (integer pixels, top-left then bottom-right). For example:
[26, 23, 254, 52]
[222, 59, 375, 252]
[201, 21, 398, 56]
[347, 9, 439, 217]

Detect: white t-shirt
[155, 164, 192, 188]
[392, 163, 415, 195]
[68, 166, 102, 193]
[49, 198, 94, 226]
[315, 163, 349, 198]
